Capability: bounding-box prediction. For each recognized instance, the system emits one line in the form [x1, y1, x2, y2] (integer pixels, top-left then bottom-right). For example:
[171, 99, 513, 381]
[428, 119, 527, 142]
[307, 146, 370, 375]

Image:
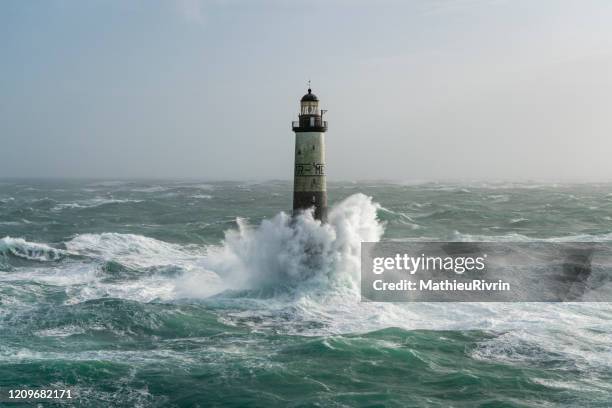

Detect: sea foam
[0, 236, 65, 261]
[176, 193, 384, 297]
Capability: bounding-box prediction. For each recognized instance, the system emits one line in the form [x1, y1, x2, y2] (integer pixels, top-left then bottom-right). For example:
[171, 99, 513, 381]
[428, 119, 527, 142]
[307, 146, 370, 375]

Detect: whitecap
[52, 197, 143, 211]
[65, 233, 201, 269]
[0, 237, 65, 261]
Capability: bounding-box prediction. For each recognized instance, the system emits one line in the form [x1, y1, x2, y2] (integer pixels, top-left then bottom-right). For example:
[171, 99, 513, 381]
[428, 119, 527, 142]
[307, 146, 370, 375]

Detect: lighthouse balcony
[292, 119, 328, 133]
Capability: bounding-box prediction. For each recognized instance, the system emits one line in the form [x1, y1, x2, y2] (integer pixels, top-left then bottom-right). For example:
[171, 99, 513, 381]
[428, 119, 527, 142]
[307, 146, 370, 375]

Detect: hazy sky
[2, 0, 612, 181]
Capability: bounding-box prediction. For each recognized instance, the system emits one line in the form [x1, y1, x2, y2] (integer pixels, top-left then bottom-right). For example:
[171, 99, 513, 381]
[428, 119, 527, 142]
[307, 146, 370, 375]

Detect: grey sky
[1, 0, 611, 181]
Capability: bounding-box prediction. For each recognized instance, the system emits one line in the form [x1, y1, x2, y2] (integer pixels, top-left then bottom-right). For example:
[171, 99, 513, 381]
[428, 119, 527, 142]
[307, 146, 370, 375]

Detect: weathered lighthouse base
[293, 191, 328, 222]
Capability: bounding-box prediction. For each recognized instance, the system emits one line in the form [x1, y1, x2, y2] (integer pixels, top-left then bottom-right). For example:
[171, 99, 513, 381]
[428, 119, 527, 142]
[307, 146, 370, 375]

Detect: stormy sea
[0, 179, 611, 407]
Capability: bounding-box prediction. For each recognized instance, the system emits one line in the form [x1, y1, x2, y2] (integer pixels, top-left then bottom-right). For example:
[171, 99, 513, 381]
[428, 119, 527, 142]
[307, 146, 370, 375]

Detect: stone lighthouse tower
[291, 86, 328, 221]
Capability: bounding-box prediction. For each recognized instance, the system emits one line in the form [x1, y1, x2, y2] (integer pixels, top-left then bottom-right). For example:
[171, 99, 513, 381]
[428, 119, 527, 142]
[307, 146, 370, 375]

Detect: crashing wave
[65, 233, 201, 269]
[0, 237, 65, 261]
[184, 193, 383, 293]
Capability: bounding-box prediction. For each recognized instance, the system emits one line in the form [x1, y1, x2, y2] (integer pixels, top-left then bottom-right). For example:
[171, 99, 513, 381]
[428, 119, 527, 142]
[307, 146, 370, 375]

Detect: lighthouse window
[309, 117, 315, 126]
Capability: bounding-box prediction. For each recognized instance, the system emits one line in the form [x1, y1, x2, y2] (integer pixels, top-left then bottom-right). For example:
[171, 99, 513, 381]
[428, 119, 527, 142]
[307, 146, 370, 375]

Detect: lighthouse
[291, 86, 328, 221]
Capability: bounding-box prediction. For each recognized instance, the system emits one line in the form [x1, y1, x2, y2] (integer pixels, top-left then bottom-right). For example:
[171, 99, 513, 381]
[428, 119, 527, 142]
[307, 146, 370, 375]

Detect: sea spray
[65, 233, 199, 269]
[177, 193, 384, 297]
[0, 236, 65, 262]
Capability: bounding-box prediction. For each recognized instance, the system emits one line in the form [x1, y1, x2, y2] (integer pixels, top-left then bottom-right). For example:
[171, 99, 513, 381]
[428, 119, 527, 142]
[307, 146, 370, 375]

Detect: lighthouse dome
[301, 88, 319, 102]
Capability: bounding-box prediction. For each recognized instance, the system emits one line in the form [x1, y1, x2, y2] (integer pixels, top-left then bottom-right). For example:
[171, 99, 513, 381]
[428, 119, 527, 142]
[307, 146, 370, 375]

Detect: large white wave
[65, 232, 201, 269]
[179, 193, 383, 296]
[0, 237, 66, 261]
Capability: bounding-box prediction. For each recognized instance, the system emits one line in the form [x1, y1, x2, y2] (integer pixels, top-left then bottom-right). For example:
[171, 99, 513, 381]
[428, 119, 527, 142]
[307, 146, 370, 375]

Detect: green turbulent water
[0, 179, 611, 407]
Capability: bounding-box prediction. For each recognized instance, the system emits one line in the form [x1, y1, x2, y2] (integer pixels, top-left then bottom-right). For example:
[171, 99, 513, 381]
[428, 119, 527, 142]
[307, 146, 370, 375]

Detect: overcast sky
[1, 0, 612, 181]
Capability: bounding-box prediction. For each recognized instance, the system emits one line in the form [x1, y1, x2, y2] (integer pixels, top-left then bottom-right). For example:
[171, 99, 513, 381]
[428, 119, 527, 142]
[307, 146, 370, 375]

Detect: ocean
[0, 179, 610, 407]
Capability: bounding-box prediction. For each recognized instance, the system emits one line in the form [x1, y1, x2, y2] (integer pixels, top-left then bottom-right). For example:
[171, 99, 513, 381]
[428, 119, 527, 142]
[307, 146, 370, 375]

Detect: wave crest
[65, 233, 199, 269]
[0, 237, 65, 261]
[178, 193, 384, 297]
